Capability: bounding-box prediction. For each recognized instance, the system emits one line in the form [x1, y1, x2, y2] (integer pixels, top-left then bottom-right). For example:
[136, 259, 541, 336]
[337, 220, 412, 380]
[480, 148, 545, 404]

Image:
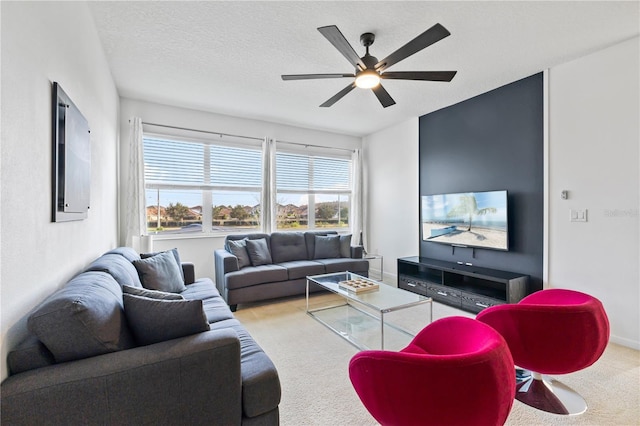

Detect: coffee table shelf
[306, 271, 432, 350]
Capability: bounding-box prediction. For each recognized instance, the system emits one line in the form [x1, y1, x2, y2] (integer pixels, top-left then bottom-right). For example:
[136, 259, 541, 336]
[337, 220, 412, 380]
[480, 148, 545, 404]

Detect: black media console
[398, 257, 529, 314]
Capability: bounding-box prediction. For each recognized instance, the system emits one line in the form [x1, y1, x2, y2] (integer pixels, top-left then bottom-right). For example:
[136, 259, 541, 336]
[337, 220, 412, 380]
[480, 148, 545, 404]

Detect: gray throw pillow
[133, 251, 186, 293]
[227, 238, 251, 269]
[123, 294, 210, 346]
[246, 238, 273, 266]
[122, 284, 184, 300]
[141, 248, 185, 282]
[314, 235, 340, 259]
[340, 234, 352, 258]
[27, 271, 135, 363]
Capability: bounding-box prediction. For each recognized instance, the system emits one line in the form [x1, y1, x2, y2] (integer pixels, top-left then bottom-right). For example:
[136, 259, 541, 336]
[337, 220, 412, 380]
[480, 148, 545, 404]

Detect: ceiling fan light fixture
[355, 69, 380, 89]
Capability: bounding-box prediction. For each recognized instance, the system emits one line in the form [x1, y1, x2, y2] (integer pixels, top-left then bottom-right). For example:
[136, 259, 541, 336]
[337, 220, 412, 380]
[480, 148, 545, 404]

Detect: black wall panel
[419, 73, 543, 292]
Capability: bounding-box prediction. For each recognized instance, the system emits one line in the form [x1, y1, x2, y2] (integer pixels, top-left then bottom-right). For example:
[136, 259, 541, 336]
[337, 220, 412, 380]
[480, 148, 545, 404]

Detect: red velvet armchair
[349, 316, 516, 426]
[477, 288, 610, 415]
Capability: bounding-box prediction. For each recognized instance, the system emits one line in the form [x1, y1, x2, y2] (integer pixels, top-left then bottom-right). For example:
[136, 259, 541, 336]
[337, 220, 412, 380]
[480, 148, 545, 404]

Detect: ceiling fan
[281, 23, 457, 108]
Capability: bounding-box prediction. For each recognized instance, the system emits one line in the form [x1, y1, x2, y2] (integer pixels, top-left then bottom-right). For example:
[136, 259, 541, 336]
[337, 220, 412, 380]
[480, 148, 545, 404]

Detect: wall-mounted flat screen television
[421, 190, 508, 251]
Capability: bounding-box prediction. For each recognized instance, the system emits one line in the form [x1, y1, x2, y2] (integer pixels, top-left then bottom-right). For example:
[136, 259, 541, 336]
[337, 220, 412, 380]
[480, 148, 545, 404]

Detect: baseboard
[609, 335, 640, 350]
[381, 272, 397, 286]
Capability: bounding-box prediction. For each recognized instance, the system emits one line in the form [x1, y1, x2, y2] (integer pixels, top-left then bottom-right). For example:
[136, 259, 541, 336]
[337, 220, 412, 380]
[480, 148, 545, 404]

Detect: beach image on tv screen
[422, 190, 508, 250]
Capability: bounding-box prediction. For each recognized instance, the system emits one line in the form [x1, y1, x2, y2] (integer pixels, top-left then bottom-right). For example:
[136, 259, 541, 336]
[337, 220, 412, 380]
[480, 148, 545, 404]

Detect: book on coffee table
[338, 279, 379, 293]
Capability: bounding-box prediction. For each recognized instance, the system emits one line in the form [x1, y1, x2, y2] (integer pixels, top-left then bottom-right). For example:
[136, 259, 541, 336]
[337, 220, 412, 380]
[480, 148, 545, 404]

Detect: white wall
[363, 118, 419, 284]
[119, 98, 362, 280]
[548, 37, 639, 348]
[0, 2, 120, 380]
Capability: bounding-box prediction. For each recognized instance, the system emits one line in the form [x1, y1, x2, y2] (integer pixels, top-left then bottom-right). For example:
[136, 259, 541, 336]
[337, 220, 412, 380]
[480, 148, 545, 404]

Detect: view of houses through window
[143, 135, 352, 235]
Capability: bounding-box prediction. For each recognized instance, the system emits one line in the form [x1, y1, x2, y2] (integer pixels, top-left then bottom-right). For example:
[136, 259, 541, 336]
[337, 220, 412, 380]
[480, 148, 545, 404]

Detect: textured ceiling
[88, 1, 639, 137]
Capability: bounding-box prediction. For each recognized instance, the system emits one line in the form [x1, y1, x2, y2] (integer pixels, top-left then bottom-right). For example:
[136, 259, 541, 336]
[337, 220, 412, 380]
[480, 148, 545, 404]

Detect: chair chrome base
[515, 369, 587, 415]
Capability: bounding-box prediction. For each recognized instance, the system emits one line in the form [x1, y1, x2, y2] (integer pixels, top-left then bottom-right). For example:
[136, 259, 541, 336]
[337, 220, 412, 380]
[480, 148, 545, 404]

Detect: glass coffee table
[306, 271, 432, 350]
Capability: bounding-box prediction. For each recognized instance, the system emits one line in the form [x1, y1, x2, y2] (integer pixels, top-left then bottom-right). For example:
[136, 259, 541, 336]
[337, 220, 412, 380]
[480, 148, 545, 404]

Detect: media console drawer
[426, 283, 462, 307]
[399, 275, 427, 296]
[461, 292, 504, 313]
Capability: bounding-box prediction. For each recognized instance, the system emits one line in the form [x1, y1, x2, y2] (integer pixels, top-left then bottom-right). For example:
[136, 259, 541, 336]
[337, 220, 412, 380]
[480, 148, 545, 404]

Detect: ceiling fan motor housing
[360, 32, 375, 47]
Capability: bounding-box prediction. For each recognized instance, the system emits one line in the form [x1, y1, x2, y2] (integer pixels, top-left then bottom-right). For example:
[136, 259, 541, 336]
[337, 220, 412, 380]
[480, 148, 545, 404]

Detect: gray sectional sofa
[215, 231, 369, 311]
[1, 247, 280, 425]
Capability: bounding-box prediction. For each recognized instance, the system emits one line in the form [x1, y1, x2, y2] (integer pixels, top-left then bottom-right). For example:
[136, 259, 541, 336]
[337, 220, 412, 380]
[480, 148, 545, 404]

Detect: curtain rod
[133, 120, 355, 153]
[140, 121, 265, 142]
[276, 139, 355, 153]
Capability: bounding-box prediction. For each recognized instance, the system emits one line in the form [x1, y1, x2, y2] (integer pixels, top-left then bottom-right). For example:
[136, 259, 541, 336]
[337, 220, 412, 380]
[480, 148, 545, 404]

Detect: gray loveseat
[214, 231, 369, 311]
[1, 247, 280, 425]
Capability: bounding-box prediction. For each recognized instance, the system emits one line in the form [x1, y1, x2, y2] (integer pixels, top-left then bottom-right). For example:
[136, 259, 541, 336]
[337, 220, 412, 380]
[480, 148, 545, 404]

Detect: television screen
[421, 190, 508, 251]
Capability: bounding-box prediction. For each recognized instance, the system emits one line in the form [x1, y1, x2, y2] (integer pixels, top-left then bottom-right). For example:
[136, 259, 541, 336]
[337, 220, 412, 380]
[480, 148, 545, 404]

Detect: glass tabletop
[307, 271, 430, 313]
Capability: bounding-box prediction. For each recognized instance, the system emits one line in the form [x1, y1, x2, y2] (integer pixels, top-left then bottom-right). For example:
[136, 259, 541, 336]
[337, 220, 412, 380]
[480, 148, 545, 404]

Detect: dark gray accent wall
[419, 73, 543, 292]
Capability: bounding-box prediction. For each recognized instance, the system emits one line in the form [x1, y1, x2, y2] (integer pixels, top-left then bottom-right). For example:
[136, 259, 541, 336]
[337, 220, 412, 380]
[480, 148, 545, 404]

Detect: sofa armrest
[351, 245, 364, 259]
[182, 262, 196, 285]
[214, 249, 239, 298]
[1, 329, 242, 425]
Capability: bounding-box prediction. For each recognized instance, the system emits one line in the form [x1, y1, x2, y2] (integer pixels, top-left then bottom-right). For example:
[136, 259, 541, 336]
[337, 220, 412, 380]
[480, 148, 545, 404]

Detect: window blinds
[143, 136, 262, 190]
[276, 152, 351, 192]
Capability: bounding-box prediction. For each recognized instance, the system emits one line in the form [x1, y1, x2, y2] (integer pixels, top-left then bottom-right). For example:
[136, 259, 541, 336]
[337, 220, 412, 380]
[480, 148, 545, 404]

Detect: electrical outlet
[570, 209, 587, 222]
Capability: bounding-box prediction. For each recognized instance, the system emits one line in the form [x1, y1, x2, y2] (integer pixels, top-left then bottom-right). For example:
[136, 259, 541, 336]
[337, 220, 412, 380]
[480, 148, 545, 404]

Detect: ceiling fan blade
[318, 25, 366, 70]
[282, 73, 355, 81]
[381, 71, 457, 82]
[320, 83, 356, 107]
[371, 84, 396, 108]
[375, 23, 451, 72]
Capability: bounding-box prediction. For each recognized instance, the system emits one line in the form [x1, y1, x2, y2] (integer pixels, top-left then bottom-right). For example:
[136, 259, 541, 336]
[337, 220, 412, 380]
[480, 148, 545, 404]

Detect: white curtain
[350, 148, 364, 252]
[123, 117, 150, 252]
[261, 138, 277, 233]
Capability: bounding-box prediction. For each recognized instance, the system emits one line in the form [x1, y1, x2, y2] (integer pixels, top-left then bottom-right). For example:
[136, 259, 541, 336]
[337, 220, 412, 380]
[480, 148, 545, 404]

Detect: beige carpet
[234, 293, 640, 426]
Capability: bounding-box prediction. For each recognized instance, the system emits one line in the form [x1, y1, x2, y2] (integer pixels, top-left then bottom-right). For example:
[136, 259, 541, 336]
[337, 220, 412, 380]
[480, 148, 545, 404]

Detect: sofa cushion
[314, 235, 340, 259]
[246, 238, 273, 266]
[201, 297, 237, 323]
[180, 279, 235, 323]
[225, 265, 289, 290]
[304, 231, 338, 259]
[106, 246, 142, 262]
[123, 294, 210, 346]
[277, 260, 326, 280]
[122, 284, 184, 300]
[314, 258, 370, 274]
[227, 239, 251, 269]
[133, 250, 186, 293]
[85, 253, 143, 288]
[270, 232, 308, 263]
[340, 234, 352, 258]
[181, 278, 221, 300]
[141, 248, 185, 282]
[209, 319, 281, 417]
[27, 271, 135, 363]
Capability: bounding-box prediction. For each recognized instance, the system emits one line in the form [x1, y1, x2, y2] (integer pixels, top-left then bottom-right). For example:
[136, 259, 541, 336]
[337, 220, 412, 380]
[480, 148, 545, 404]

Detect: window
[143, 135, 262, 234]
[275, 151, 352, 231]
[141, 132, 355, 236]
